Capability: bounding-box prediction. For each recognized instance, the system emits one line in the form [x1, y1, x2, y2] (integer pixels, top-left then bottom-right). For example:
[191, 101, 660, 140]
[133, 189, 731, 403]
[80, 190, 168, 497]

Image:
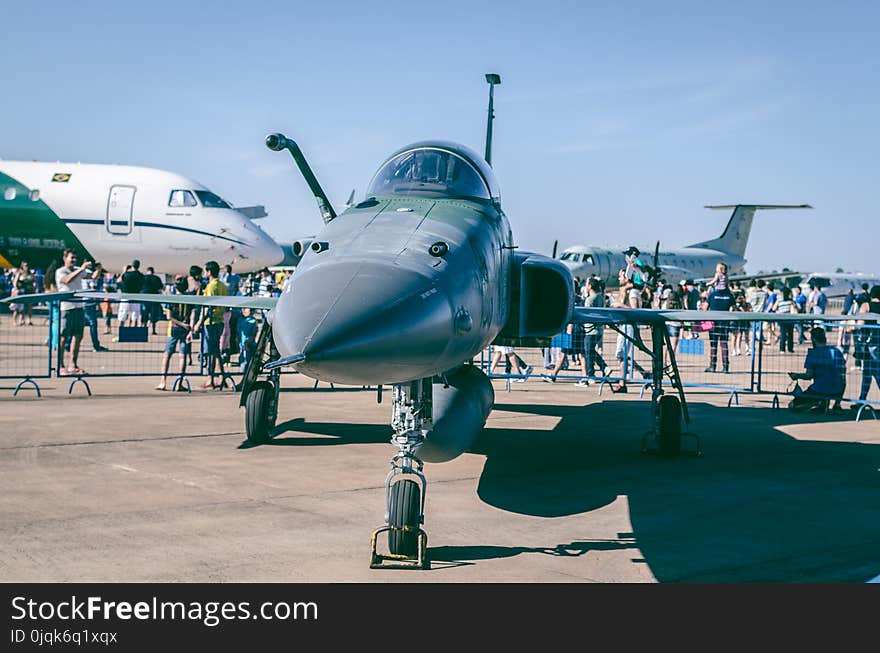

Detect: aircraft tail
[688, 204, 812, 258]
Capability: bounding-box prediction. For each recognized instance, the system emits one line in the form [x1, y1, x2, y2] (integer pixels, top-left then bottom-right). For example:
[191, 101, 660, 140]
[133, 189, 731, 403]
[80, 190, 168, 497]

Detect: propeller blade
[552, 240, 558, 259]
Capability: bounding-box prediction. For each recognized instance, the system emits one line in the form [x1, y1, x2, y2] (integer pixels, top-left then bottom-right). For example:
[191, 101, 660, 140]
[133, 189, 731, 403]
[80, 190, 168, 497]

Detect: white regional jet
[558, 204, 811, 286]
[0, 160, 284, 273]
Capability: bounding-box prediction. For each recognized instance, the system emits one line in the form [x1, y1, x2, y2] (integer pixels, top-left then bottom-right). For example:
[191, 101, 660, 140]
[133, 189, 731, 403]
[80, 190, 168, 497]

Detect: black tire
[389, 479, 421, 557]
[657, 395, 682, 457]
[245, 381, 275, 444]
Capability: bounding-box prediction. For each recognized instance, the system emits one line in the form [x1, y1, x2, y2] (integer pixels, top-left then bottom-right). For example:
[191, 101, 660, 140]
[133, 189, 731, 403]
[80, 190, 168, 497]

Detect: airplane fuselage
[273, 194, 513, 385]
[560, 245, 745, 287]
[0, 161, 283, 274]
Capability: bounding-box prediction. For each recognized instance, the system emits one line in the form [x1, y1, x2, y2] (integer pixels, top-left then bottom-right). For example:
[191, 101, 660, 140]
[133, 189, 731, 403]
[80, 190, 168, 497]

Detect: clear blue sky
[2, 0, 877, 274]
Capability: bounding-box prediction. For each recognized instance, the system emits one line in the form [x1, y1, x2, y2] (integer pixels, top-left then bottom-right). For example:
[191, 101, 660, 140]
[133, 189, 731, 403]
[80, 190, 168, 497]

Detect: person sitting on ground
[788, 327, 846, 412]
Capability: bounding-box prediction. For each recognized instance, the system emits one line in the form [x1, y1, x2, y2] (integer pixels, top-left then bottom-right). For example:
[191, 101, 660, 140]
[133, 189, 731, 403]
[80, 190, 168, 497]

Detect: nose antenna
[265, 133, 337, 224]
[484, 73, 501, 166]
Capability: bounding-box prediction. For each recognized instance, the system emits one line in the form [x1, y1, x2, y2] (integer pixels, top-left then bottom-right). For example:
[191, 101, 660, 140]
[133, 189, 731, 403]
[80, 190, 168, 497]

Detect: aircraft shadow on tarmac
[241, 397, 879, 581]
[470, 400, 880, 582]
[237, 417, 389, 449]
[427, 537, 639, 570]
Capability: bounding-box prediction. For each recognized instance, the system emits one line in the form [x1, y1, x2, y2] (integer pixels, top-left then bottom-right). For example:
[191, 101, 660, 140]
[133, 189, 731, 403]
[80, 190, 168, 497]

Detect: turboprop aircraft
[558, 204, 812, 287]
[0, 160, 284, 273]
[9, 76, 877, 570]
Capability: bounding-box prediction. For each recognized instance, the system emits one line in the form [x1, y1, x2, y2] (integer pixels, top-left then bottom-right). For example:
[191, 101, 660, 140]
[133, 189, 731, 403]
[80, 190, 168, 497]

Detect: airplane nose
[275, 259, 454, 385]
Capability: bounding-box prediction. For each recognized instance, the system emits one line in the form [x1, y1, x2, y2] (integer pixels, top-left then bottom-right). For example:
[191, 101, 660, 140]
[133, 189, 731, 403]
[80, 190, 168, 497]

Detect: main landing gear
[612, 323, 701, 457]
[370, 378, 431, 570]
[643, 324, 700, 457]
[240, 322, 281, 445]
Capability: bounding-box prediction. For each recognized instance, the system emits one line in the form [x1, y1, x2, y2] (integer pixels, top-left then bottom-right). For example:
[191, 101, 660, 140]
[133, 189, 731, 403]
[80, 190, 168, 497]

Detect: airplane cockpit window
[367, 148, 492, 200]
[169, 190, 197, 207]
[560, 252, 578, 261]
[194, 190, 232, 209]
[583, 254, 594, 265]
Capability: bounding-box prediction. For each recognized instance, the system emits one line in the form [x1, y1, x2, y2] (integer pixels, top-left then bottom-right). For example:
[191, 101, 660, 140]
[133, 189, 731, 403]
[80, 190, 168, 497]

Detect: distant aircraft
[799, 272, 880, 297]
[0, 160, 284, 273]
[557, 204, 812, 287]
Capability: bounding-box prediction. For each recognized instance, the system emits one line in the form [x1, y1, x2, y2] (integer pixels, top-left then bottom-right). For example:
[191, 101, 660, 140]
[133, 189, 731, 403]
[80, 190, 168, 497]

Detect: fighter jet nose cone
[275, 260, 455, 385]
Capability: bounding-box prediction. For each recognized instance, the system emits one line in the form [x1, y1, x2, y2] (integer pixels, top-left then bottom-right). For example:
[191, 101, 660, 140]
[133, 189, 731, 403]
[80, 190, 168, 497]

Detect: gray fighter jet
[10, 75, 878, 569]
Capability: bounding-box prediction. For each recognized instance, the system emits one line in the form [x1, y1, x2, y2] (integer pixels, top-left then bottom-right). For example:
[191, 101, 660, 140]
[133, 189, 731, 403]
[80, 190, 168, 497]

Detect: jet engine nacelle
[278, 239, 314, 267]
[291, 239, 313, 257]
[419, 365, 495, 463]
[497, 252, 573, 341]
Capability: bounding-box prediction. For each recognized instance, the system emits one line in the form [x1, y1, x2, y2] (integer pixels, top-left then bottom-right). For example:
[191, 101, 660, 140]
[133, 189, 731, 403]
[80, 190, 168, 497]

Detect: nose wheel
[370, 379, 432, 570]
[245, 378, 278, 444]
[240, 321, 280, 445]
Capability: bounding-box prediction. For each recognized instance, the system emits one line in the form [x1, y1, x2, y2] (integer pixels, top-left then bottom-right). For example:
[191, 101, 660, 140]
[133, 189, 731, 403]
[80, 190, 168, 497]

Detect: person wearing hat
[623, 246, 648, 309]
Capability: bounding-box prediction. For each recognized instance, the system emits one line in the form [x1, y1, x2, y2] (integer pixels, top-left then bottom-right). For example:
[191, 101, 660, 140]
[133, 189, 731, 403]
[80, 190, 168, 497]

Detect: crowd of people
[1, 254, 288, 385]
[500, 247, 880, 409]
[3, 248, 879, 407]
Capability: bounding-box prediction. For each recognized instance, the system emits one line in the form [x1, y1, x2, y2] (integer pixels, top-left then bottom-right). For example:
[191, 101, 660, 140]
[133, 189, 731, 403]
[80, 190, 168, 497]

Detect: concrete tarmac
[2, 373, 878, 582]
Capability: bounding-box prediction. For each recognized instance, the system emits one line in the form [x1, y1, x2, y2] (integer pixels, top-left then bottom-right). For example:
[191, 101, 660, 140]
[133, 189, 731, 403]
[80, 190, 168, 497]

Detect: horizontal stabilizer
[704, 204, 813, 211]
[689, 204, 812, 258]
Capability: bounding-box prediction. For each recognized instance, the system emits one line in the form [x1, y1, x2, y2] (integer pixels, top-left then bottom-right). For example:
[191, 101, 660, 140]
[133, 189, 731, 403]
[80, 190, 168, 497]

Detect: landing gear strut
[241, 322, 281, 445]
[641, 324, 700, 456]
[610, 323, 701, 456]
[370, 378, 431, 570]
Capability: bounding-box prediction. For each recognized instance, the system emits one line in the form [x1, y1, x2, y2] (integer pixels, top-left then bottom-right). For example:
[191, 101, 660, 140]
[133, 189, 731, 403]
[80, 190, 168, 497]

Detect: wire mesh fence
[0, 303, 53, 385]
[1, 299, 271, 392]
[482, 319, 880, 415]
[4, 298, 879, 415]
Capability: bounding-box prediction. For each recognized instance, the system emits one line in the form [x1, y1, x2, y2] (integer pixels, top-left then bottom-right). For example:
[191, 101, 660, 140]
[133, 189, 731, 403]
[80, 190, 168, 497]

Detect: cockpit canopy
[367, 141, 500, 202]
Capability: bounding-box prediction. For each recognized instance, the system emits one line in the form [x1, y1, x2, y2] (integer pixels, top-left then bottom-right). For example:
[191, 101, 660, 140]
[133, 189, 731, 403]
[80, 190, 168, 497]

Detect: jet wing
[0, 291, 78, 305]
[572, 306, 880, 325]
[75, 291, 278, 310]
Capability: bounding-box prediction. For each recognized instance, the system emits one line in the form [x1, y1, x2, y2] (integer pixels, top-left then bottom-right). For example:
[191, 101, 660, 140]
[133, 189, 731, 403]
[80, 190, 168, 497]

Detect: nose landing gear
[370, 379, 432, 570]
[240, 322, 281, 445]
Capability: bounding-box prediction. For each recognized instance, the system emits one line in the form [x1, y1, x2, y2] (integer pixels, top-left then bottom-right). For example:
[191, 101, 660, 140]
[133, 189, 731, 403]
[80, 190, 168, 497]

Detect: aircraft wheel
[657, 395, 682, 457]
[245, 381, 275, 444]
[388, 479, 421, 557]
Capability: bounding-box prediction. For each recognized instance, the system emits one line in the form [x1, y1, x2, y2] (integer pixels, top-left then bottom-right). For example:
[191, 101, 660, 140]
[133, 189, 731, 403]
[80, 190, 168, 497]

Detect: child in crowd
[707, 262, 729, 292]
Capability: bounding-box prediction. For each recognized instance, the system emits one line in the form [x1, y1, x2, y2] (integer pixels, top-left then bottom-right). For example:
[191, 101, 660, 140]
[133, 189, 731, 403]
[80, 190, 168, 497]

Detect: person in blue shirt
[788, 327, 846, 412]
[237, 307, 260, 375]
[792, 285, 808, 344]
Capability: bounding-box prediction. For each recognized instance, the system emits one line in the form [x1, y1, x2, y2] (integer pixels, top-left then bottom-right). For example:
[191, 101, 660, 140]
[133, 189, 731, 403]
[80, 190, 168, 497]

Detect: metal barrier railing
[482, 320, 880, 420]
[1, 298, 270, 395]
[4, 300, 879, 420]
[0, 303, 53, 396]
